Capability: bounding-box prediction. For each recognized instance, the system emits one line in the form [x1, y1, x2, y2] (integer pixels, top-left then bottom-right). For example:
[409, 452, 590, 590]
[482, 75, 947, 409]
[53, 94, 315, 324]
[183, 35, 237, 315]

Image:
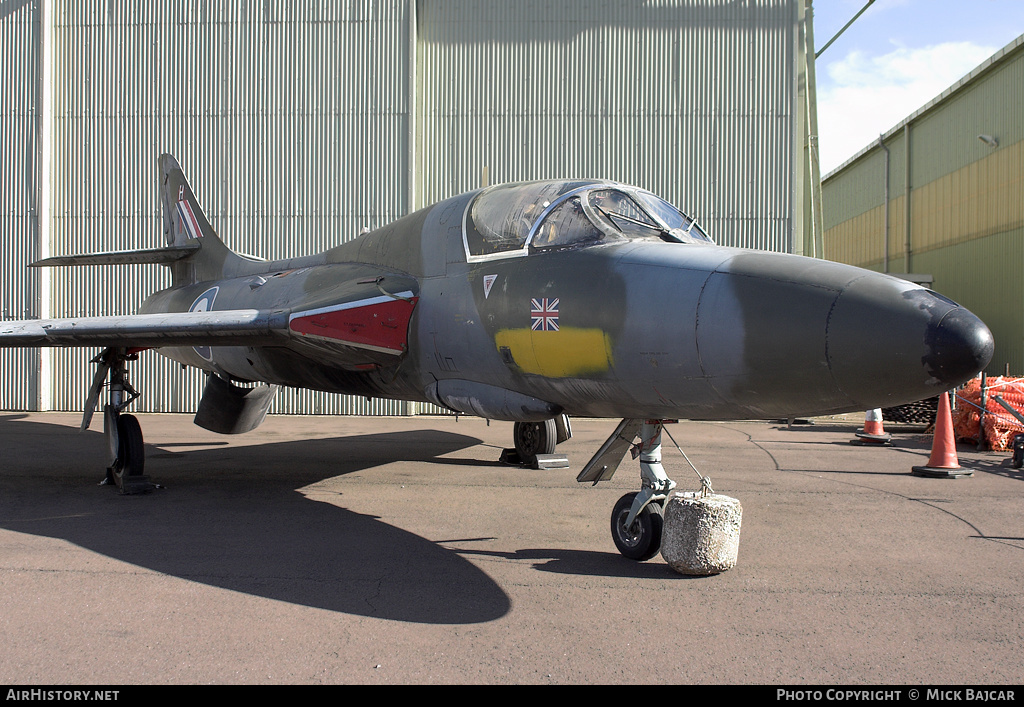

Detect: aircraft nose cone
[924, 305, 994, 387]
[827, 278, 993, 408]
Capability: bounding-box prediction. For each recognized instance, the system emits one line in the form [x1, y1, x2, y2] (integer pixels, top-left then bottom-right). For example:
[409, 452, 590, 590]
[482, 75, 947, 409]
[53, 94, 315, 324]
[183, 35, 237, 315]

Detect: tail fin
[160, 154, 249, 285]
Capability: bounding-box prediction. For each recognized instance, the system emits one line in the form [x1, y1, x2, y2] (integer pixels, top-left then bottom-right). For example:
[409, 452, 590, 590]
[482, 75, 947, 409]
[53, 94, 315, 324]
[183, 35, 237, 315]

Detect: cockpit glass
[634, 191, 712, 243]
[588, 190, 662, 239]
[530, 196, 605, 250]
[465, 181, 591, 257]
[464, 181, 712, 260]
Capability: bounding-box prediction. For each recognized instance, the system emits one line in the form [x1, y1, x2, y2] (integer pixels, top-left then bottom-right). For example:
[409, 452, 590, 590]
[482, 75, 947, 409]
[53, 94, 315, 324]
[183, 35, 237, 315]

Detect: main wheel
[513, 419, 557, 460]
[114, 413, 145, 484]
[611, 492, 664, 561]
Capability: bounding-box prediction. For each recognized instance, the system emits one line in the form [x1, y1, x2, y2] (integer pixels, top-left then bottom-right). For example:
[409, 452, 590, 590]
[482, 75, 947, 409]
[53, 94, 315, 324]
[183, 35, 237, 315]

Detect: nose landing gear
[579, 419, 677, 561]
[611, 491, 664, 561]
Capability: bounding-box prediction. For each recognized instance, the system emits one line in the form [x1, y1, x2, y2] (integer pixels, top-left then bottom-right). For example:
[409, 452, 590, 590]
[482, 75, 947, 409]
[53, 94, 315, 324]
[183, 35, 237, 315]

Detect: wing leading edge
[0, 290, 420, 369]
[0, 310, 289, 349]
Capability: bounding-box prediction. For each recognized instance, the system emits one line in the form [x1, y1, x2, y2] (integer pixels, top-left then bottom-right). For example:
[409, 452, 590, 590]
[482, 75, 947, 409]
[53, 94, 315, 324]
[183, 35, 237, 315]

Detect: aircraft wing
[0, 294, 418, 369]
[0, 310, 289, 349]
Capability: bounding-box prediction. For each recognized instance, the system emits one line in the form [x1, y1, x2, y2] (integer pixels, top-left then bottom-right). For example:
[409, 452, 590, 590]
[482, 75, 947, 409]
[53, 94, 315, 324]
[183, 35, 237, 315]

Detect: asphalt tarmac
[0, 412, 1021, 685]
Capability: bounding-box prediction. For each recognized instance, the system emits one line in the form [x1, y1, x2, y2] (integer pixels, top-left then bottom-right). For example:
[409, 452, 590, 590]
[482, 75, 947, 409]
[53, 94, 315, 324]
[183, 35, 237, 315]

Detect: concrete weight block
[661, 493, 742, 575]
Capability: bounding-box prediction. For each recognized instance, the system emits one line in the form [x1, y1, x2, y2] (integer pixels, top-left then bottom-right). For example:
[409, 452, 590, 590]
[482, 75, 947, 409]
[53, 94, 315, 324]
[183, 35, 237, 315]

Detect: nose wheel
[611, 492, 664, 561]
[578, 419, 678, 561]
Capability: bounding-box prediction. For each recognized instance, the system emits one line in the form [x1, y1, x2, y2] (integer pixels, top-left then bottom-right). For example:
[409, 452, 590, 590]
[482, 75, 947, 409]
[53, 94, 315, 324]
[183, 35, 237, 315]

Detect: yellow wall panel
[827, 138, 1023, 269]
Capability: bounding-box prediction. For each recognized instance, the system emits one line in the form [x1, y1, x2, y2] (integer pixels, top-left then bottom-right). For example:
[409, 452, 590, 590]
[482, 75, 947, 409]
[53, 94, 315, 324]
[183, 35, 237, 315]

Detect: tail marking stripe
[176, 199, 204, 240]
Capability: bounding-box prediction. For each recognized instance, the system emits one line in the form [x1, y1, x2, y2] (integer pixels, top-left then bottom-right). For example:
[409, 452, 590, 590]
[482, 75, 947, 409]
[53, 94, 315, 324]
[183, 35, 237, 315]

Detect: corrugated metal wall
[416, 0, 801, 251]
[2, 0, 808, 414]
[823, 35, 1024, 374]
[46, 1, 417, 415]
[0, 0, 43, 411]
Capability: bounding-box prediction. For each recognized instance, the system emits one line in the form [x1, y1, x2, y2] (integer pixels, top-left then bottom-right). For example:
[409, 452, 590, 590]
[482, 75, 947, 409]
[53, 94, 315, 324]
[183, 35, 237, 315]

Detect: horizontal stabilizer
[0, 310, 289, 348]
[31, 243, 201, 267]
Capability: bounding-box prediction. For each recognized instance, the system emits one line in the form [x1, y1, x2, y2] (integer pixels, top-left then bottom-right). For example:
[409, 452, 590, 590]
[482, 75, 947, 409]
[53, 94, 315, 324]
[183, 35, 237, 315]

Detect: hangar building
[2, 0, 820, 414]
[823, 34, 1024, 375]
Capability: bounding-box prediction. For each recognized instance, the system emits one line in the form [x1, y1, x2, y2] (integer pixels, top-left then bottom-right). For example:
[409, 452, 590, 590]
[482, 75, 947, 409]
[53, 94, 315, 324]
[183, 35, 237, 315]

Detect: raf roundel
[188, 286, 219, 361]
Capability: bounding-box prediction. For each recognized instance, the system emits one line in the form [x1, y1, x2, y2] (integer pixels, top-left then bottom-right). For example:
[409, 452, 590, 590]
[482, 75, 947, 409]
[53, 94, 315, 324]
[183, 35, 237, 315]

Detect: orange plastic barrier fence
[952, 377, 1024, 451]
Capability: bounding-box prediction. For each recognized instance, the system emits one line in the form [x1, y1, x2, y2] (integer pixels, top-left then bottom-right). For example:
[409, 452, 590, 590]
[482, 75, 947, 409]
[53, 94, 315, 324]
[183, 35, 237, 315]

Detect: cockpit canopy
[462, 180, 711, 261]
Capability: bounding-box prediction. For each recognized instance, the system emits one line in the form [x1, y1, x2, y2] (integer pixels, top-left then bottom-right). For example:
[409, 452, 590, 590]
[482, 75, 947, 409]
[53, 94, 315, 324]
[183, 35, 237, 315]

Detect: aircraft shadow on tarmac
[443, 545, 692, 580]
[0, 414, 516, 624]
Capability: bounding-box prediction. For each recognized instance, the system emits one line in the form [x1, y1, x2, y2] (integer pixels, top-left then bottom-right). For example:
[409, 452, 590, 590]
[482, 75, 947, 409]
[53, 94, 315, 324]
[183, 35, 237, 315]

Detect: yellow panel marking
[495, 327, 613, 377]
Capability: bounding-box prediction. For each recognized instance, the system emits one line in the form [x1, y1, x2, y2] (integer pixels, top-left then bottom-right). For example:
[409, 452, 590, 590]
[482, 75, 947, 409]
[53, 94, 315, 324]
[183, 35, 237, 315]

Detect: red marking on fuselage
[289, 297, 418, 354]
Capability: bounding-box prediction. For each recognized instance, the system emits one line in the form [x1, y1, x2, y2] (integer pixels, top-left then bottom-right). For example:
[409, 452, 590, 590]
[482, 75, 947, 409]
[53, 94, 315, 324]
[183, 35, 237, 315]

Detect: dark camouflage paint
[16, 155, 995, 423]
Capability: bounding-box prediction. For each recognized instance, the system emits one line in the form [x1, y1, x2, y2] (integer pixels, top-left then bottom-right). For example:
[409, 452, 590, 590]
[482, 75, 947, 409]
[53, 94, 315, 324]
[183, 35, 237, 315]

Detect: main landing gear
[86, 348, 152, 494]
[578, 419, 677, 561]
[506, 415, 572, 468]
[513, 419, 557, 459]
[512, 415, 575, 459]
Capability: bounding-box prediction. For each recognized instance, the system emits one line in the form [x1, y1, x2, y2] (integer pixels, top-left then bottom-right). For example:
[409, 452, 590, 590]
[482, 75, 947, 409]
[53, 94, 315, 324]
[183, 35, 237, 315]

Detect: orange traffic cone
[911, 392, 972, 478]
[851, 408, 892, 445]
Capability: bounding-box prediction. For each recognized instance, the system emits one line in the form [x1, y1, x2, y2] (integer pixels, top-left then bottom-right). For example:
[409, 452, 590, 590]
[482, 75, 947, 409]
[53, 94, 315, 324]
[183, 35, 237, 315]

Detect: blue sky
[812, 0, 1024, 174]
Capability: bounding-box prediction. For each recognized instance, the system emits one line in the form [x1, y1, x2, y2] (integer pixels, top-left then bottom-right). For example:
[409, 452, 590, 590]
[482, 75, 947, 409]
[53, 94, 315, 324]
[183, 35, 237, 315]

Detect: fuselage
[140, 181, 994, 422]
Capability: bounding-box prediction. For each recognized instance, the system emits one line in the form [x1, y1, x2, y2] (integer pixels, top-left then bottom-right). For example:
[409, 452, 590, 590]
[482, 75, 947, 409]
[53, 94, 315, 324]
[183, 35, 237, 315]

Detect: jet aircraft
[0, 155, 994, 560]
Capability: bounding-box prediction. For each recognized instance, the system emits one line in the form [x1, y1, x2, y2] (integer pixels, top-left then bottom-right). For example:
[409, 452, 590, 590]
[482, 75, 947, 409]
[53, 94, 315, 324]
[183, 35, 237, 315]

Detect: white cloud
[817, 41, 996, 174]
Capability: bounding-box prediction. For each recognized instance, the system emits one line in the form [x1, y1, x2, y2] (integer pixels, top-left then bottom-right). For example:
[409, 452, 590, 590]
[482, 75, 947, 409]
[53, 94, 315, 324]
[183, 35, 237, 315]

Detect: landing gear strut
[579, 419, 677, 561]
[90, 348, 151, 494]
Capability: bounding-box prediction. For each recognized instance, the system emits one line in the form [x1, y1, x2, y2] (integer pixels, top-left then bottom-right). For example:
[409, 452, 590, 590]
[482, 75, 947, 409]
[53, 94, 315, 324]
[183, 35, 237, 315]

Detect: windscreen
[633, 191, 712, 243]
[532, 188, 712, 251]
[463, 181, 712, 260]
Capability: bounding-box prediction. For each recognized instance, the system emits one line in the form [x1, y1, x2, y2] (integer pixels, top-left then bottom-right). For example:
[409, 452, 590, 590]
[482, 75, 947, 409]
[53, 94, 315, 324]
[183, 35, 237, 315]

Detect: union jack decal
[531, 298, 559, 331]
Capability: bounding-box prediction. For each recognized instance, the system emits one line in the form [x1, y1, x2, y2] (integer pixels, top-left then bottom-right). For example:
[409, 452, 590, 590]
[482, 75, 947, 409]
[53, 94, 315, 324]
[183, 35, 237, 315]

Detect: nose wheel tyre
[611, 492, 664, 561]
